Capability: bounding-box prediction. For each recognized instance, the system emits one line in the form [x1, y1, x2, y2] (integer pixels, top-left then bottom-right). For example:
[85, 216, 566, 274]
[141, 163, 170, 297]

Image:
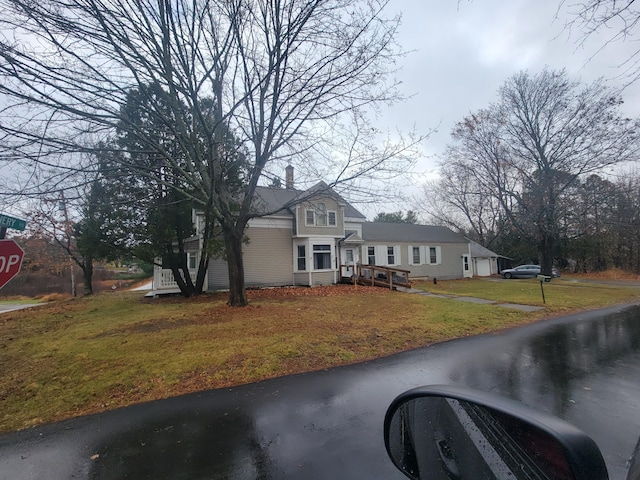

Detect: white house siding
[207, 259, 230, 290]
[293, 272, 311, 285]
[206, 223, 294, 290]
[308, 271, 335, 286]
[243, 226, 294, 287]
[293, 270, 335, 287]
[362, 242, 470, 280]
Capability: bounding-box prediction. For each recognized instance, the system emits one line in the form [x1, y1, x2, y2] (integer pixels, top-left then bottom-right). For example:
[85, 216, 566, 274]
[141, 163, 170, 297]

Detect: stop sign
[0, 239, 25, 289]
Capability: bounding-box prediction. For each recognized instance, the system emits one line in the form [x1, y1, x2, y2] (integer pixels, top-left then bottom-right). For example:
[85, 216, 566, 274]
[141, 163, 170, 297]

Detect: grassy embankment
[1, 277, 638, 433]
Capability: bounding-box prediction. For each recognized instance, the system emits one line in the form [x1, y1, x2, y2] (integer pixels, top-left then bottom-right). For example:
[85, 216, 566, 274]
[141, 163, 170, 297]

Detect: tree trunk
[224, 223, 248, 307]
[538, 235, 556, 277]
[195, 257, 209, 295]
[166, 245, 194, 298]
[83, 256, 94, 296]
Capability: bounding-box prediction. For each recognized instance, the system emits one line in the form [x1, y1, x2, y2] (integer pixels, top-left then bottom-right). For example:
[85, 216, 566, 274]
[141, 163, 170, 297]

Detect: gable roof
[468, 240, 510, 259]
[253, 183, 366, 219]
[362, 222, 468, 244]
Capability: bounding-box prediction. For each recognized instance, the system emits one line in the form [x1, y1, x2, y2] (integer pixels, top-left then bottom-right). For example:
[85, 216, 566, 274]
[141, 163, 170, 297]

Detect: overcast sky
[374, 0, 640, 213]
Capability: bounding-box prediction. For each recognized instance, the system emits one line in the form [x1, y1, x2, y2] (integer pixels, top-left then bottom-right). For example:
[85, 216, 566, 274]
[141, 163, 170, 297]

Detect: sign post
[537, 274, 551, 304]
[0, 239, 25, 289]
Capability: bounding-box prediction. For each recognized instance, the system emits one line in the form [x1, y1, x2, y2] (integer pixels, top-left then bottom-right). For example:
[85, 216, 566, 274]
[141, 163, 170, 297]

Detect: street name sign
[0, 239, 25, 289]
[0, 214, 27, 231]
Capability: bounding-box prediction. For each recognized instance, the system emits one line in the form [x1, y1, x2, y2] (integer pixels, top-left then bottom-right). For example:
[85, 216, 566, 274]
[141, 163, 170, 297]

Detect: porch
[153, 267, 198, 290]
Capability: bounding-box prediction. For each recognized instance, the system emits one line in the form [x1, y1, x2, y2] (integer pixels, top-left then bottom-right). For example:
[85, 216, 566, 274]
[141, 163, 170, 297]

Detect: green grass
[413, 277, 640, 312]
[1, 280, 638, 433]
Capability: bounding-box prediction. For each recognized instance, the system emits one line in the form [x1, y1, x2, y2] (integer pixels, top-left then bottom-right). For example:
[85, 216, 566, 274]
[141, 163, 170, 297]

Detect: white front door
[340, 246, 358, 276]
[462, 254, 472, 278]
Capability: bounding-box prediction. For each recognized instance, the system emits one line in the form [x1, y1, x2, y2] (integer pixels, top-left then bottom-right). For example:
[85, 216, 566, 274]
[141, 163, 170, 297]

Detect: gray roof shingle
[362, 222, 468, 244]
[253, 183, 365, 219]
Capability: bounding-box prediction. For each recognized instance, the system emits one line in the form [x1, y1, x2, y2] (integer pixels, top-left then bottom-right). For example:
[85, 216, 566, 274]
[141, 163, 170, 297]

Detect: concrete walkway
[396, 286, 545, 312]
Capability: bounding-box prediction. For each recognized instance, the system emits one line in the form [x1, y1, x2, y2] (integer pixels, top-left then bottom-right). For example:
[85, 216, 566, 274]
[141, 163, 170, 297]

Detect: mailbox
[537, 274, 552, 283]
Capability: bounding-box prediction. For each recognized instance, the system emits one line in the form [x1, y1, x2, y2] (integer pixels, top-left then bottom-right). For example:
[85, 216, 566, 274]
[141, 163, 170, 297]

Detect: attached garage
[474, 258, 492, 277]
[469, 240, 507, 277]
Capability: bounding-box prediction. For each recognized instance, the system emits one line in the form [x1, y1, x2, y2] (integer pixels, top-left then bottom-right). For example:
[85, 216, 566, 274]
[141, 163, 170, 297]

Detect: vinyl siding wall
[292, 271, 336, 286]
[207, 226, 294, 290]
[362, 242, 470, 280]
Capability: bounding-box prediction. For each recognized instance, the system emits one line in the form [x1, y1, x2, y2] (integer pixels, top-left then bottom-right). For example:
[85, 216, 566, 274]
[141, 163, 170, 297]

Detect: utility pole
[59, 192, 77, 297]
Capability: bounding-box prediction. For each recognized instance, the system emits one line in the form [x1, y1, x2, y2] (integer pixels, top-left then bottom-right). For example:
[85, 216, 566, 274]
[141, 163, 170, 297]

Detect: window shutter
[377, 245, 387, 265]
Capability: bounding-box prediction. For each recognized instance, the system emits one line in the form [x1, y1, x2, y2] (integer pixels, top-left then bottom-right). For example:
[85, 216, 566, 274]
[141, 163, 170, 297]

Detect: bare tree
[437, 68, 638, 274]
[423, 118, 517, 248]
[560, 0, 640, 84]
[0, 0, 419, 306]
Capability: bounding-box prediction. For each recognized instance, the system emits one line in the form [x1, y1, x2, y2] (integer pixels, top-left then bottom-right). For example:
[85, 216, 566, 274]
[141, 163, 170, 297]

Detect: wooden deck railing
[340, 264, 411, 290]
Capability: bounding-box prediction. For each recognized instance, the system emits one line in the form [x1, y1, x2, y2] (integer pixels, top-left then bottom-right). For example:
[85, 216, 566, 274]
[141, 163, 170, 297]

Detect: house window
[305, 209, 315, 226]
[387, 246, 395, 265]
[297, 245, 306, 271]
[430, 247, 437, 264]
[305, 204, 336, 227]
[188, 252, 197, 270]
[412, 246, 420, 265]
[313, 244, 331, 270]
[315, 203, 327, 226]
[367, 246, 376, 265]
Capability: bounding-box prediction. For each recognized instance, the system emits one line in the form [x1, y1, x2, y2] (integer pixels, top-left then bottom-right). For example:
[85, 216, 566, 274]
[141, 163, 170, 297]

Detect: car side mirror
[384, 385, 608, 480]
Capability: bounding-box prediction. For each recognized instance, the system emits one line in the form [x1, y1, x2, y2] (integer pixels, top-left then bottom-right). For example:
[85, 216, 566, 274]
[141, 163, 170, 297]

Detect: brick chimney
[285, 165, 294, 189]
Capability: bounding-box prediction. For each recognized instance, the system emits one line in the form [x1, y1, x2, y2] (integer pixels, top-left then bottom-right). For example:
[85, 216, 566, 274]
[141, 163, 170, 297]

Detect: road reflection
[451, 305, 640, 417]
[89, 407, 272, 480]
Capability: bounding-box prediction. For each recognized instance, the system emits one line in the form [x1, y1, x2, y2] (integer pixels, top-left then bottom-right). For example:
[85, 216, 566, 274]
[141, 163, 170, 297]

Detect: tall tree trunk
[83, 256, 94, 295]
[224, 223, 247, 307]
[195, 257, 209, 295]
[166, 245, 194, 298]
[538, 234, 556, 277]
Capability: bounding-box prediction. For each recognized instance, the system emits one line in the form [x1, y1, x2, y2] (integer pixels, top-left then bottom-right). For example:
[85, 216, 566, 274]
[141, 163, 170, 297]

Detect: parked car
[501, 264, 560, 279]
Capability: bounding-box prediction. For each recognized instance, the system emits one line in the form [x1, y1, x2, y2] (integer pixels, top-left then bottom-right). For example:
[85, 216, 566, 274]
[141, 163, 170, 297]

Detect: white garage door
[476, 259, 491, 277]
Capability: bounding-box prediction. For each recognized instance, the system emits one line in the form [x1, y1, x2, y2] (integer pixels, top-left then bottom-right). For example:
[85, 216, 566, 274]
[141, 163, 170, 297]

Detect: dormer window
[306, 209, 315, 225]
[316, 203, 327, 226]
[305, 202, 338, 227]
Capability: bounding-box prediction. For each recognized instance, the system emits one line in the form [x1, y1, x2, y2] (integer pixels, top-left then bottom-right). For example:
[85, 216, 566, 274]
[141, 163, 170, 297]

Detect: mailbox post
[537, 274, 552, 304]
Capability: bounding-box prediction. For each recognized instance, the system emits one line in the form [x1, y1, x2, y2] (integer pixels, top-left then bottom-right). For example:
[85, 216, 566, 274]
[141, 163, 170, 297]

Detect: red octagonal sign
[0, 239, 25, 289]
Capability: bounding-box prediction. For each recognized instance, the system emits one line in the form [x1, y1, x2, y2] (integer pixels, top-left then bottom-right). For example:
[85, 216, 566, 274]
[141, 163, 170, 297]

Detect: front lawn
[413, 277, 640, 311]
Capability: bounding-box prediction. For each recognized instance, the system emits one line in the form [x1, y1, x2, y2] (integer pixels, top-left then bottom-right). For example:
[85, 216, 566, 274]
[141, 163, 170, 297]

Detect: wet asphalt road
[1, 303, 639, 479]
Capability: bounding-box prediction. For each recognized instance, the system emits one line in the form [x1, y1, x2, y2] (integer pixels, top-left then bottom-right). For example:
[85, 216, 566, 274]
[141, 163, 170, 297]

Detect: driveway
[0, 303, 42, 314]
[1, 303, 639, 479]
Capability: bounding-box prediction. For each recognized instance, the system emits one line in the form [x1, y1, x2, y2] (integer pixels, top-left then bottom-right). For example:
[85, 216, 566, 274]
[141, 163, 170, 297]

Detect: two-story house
[152, 169, 473, 292]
